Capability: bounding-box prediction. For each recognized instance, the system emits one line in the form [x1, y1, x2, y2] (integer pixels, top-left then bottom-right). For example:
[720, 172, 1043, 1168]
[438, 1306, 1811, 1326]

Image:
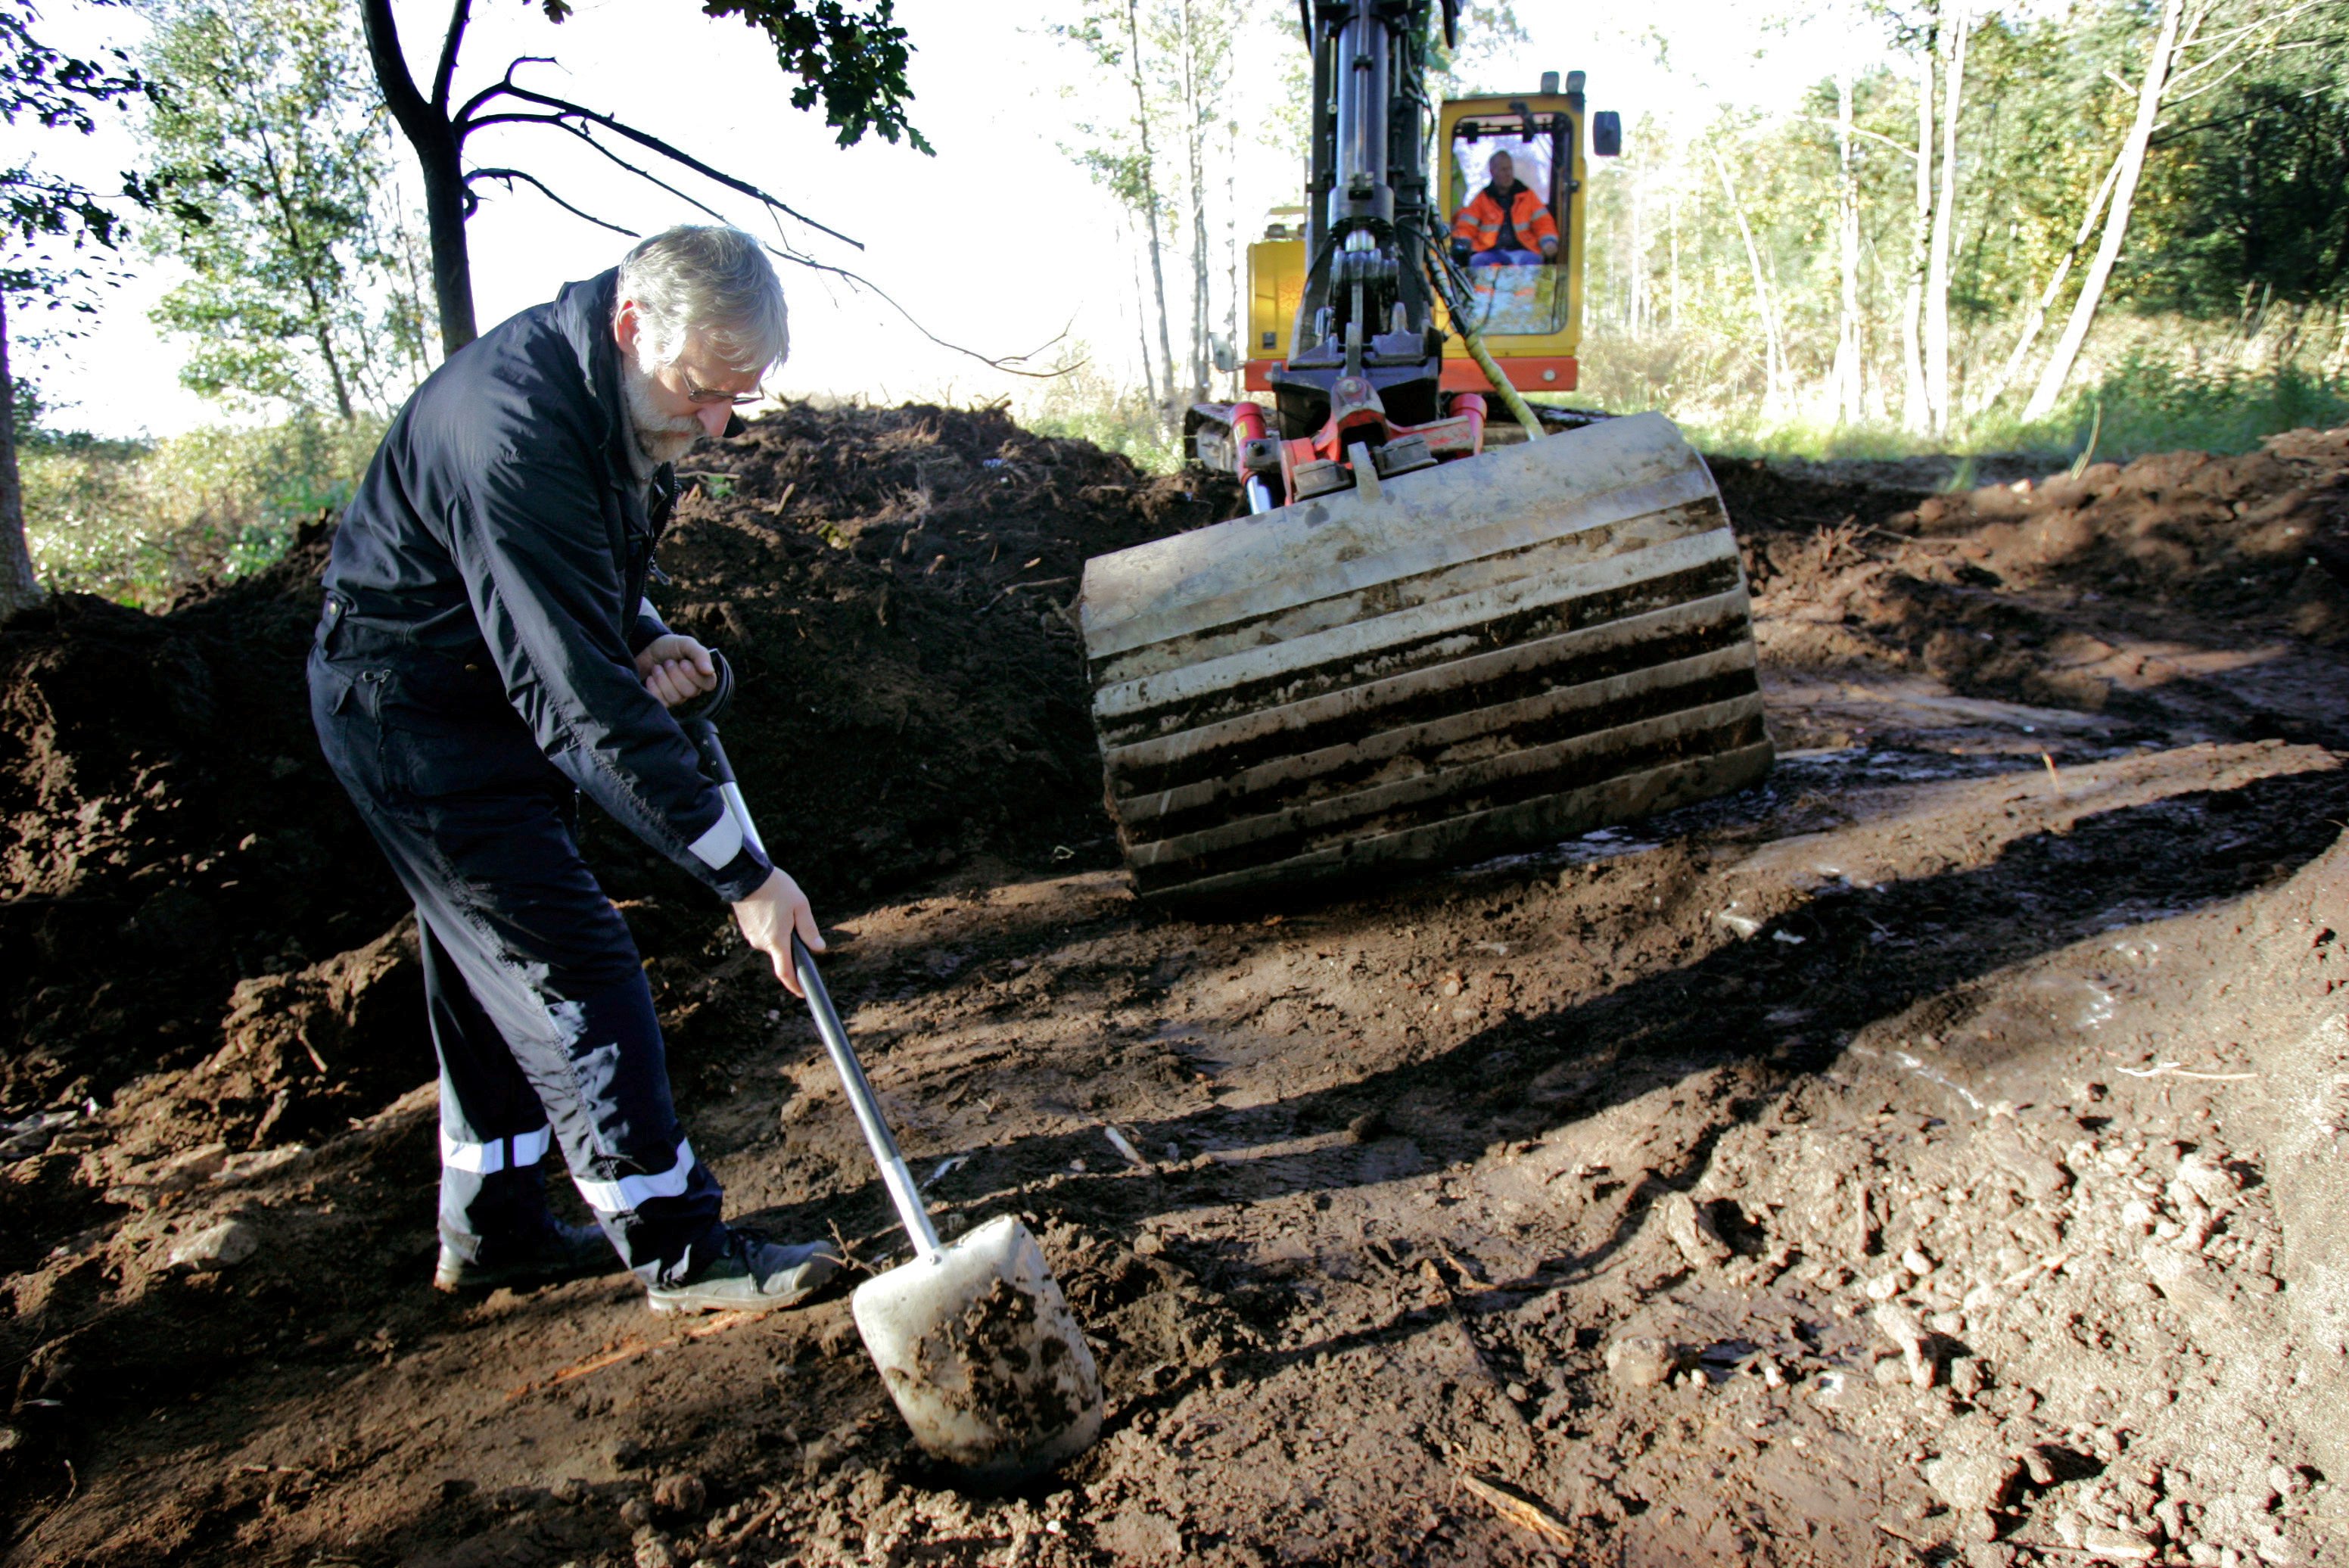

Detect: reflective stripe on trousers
[440, 1125, 555, 1175]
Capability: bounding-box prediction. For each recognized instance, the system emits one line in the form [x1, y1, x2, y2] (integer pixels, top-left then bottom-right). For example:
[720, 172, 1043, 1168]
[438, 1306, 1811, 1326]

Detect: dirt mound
[0, 530, 409, 1123]
[608, 400, 1232, 904]
[0, 401, 1234, 1138]
[1893, 434, 2349, 639]
[1718, 436, 2349, 748]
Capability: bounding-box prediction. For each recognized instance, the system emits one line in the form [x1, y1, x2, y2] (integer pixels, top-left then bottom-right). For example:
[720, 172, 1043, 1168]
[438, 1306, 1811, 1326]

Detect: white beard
[621, 354, 703, 468]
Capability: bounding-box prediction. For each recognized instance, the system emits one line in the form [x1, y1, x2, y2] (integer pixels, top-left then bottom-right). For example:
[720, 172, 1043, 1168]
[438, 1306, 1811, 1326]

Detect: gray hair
[616, 225, 789, 375]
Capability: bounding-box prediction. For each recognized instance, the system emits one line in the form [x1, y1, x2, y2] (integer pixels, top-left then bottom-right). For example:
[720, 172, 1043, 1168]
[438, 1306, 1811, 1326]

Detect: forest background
[6, 0, 2347, 607]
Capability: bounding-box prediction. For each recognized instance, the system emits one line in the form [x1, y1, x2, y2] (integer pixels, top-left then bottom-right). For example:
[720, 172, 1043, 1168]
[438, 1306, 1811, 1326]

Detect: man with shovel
[309, 226, 838, 1314]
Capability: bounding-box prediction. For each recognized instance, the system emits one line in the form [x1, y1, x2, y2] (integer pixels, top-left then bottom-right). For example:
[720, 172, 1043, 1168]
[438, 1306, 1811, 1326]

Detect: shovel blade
[851, 1215, 1103, 1486]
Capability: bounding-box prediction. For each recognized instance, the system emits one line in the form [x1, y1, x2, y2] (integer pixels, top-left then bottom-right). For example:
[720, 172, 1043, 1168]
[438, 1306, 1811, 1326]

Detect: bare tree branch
[428, 51, 1063, 380]
[362, 0, 431, 130]
[452, 54, 555, 127]
[431, 0, 472, 112]
[543, 120, 737, 227]
[767, 237, 1080, 378]
[1793, 114, 1920, 163]
[456, 61, 861, 250]
[466, 166, 639, 235]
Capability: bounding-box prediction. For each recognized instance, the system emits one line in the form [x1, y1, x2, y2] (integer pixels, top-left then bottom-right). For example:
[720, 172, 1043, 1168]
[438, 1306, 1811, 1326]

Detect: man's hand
[1540, 236, 1560, 261]
[733, 867, 825, 997]
[636, 634, 717, 708]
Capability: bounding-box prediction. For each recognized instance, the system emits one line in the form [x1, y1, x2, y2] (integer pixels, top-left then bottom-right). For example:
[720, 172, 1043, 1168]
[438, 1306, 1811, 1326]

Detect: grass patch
[24, 415, 384, 608]
[1561, 350, 2349, 471]
[1016, 358, 1182, 474]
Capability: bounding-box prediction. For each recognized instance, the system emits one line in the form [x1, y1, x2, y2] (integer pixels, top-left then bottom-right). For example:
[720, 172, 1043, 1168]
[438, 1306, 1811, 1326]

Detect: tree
[1921, 5, 1969, 433]
[2120, 3, 2349, 335]
[1, 0, 178, 621]
[1053, 1, 1181, 428]
[359, 0, 929, 356]
[1899, 33, 1931, 431]
[2020, 0, 2188, 421]
[140, 0, 434, 420]
[1709, 138, 1789, 415]
[1828, 70, 1862, 424]
[1171, 0, 1236, 407]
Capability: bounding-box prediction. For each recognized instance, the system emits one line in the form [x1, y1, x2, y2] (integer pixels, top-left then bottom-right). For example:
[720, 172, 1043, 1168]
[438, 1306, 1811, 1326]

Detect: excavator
[1077, 0, 1772, 903]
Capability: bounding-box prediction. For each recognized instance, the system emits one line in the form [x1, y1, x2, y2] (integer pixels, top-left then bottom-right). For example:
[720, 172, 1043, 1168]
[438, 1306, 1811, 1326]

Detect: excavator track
[1078, 413, 1772, 903]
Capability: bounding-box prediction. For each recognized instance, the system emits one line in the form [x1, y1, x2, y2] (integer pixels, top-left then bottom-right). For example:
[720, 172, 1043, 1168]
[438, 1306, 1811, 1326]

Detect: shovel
[677, 655, 1105, 1486]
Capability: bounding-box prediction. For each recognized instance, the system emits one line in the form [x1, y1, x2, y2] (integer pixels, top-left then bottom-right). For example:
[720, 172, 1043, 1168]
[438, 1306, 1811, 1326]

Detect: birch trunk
[1982, 154, 2121, 409]
[1902, 40, 1934, 433]
[1924, 6, 1968, 434]
[1181, 0, 1211, 406]
[1831, 71, 1862, 425]
[1125, 0, 1180, 429]
[2021, 0, 2186, 422]
[1710, 145, 1786, 414]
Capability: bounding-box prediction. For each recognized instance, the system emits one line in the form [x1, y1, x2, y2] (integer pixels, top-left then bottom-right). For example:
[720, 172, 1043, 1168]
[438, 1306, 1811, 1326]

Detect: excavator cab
[1445, 98, 1575, 346]
[1079, 4, 1766, 906]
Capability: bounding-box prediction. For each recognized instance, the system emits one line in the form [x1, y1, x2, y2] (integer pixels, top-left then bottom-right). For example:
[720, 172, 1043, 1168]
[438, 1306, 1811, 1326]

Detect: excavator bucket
[1077, 412, 1772, 904]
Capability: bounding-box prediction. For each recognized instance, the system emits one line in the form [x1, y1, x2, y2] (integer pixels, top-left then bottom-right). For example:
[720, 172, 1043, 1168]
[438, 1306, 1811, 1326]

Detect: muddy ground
[6, 407, 2349, 1566]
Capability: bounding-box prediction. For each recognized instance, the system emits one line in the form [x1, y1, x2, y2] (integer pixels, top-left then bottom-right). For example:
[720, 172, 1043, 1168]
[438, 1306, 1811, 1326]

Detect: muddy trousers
[307, 646, 725, 1286]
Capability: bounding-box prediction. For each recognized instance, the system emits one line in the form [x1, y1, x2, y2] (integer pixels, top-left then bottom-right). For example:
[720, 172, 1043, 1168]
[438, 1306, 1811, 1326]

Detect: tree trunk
[1181, 0, 1210, 406]
[361, 0, 478, 354]
[1982, 153, 2120, 410]
[0, 297, 45, 623]
[1710, 145, 1785, 415]
[1831, 70, 1862, 425]
[1924, 6, 1968, 435]
[2021, 0, 2185, 422]
[1125, 0, 1178, 431]
[1902, 38, 1933, 434]
[1124, 210, 1161, 409]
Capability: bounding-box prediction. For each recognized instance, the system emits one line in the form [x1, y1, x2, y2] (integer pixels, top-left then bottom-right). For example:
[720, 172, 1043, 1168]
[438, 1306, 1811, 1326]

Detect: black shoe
[434, 1220, 617, 1293]
[646, 1229, 842, 1315]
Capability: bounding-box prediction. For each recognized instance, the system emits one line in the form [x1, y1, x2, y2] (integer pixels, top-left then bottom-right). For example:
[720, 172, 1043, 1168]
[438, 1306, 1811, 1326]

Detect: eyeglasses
[678, 369, 765, 408]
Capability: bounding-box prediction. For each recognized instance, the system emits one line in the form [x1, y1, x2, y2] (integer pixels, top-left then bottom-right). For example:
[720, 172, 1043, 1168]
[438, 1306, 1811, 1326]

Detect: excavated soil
[6, 407, 2349, 1567]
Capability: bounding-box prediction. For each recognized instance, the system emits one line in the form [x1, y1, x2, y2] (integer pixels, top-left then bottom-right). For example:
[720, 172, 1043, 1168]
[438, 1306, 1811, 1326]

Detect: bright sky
[9, 0, 1899, 438]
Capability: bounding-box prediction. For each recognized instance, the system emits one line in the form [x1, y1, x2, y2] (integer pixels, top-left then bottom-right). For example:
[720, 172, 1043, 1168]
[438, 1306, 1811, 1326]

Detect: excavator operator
[308, 225, 841, 1316]
[1451, 149, 1560, 267]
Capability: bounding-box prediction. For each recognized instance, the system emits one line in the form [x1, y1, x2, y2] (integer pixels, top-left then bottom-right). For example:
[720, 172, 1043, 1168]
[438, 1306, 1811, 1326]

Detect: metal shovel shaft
[705, 748, 941, 1261]
[789, 932, 942, 1260]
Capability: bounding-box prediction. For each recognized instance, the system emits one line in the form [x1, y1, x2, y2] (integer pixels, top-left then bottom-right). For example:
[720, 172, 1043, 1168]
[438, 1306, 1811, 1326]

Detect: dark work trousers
[307, 638, 726, 1285]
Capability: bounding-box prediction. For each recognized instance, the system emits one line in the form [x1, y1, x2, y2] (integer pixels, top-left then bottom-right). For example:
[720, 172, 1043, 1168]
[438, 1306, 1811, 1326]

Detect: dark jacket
[319, 267, 771, 902]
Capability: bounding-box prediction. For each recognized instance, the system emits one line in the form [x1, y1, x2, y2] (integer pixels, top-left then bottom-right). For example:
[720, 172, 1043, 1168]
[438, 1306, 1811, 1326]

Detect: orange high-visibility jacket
[1451, 182, 1559, 255]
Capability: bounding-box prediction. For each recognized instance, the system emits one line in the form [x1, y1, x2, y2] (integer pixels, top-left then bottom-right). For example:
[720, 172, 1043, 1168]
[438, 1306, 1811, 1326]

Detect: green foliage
[2124, 3, 2349, 321]
[2, 0, 191, 331]
[138, 0, 434, 419]
[1649, 356, 2349, 466]
[1018, 356, 1181, 472]
[695, 0, 932, 154]
[1575, 0, 2347, 452]
[21, 413, 381, 606]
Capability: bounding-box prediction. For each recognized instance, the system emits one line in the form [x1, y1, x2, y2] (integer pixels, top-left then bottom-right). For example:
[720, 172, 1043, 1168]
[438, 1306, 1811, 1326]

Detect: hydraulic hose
[1424, 246, 1546, 441]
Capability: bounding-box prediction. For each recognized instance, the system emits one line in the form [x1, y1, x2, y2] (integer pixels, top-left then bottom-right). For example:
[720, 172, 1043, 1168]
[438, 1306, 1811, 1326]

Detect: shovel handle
[692, 674, 941, 1262]
[790, 933, 942, 1262]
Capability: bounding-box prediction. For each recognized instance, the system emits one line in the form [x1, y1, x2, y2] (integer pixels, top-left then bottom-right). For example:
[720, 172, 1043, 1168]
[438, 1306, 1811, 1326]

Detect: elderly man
[310, 226, 838, 1314]
[1451, 150, 1560, 267]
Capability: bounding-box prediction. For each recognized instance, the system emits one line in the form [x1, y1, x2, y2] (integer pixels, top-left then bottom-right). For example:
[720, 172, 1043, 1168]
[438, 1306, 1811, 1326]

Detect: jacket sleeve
[1524, 200, 1560, 247]
[629, 596, 673, 655]
[444, 422, 773, 903]
[1450, 198, 1485, 243]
